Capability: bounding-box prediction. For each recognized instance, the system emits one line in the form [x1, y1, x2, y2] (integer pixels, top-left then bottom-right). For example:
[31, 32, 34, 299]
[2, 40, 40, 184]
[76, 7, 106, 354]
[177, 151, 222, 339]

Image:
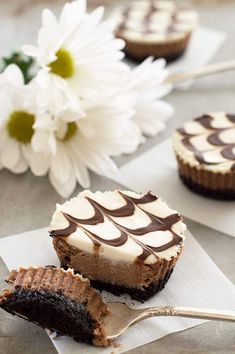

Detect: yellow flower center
[49, 49, 75, 78]
[62, 122, 78, 141]
[7, 111, 35, 143]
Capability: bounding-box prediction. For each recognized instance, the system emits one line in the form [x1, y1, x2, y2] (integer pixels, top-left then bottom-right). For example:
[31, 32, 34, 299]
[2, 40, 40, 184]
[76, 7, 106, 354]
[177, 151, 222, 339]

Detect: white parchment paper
[0, 227, 235, 353]
[168, 27, 226, 89]
[124, 27, 226, 90]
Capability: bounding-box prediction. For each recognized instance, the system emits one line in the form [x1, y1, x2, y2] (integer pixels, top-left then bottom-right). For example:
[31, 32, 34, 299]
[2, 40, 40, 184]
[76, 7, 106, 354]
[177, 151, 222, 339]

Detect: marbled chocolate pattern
[176, 113, 235, 171]
[115, 0, 198, 41]
[50, 190, 185, 264]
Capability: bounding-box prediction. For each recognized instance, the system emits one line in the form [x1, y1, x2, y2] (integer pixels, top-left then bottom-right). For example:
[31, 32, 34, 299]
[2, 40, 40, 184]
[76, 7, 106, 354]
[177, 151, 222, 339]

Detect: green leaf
[1, 51, 35, 84]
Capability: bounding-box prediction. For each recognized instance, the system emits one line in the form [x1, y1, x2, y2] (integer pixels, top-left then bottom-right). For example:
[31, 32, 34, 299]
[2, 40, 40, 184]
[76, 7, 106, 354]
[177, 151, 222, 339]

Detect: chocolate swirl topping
[177, 113, 235, 170]
[117, 1, 195, 36]
[50, 191, 184, 262]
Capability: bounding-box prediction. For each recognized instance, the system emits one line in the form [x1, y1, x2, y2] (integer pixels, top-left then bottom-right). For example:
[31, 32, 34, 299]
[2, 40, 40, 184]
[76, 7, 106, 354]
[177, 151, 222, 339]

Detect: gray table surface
[1, 1, 235, 353]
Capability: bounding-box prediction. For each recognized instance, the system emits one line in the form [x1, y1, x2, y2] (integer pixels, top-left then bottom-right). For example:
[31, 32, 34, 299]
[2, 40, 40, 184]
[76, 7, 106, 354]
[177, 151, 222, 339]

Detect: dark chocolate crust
[90, 268, 174, 302]
[180, 174, 235, 200]
[0, 288, 96, 344]
[116, 31, 191, 64]
[124, 47, 186, 63]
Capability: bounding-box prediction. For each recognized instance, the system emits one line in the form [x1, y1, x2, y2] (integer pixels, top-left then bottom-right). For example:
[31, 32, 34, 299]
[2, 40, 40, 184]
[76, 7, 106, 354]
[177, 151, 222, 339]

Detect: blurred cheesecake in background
[113, 0, 199, 62]
[173, 112, 235, 200]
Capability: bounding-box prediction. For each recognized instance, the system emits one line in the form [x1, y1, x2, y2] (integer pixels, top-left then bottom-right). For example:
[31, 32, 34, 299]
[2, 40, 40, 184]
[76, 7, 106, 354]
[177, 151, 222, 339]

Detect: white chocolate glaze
[173, 112, 235, 173]
[50, 190, 186, 264]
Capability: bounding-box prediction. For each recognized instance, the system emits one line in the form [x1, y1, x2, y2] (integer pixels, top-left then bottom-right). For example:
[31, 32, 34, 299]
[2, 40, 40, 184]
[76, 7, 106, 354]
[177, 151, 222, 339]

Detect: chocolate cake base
[1, 288, 96, 344]
[180, 174, 235, 201]
[90, 268, 174, 302]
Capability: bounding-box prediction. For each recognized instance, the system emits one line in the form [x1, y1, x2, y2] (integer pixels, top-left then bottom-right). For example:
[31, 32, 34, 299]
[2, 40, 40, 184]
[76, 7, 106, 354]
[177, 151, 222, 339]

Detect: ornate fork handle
[135, 306, 235, 324]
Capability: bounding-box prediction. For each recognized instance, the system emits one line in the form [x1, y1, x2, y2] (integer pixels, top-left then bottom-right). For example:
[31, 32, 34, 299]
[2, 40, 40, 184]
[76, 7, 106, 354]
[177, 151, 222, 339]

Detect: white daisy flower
[23, 0, 126, 101]
[30, 91, 140, 198]
[0, 65, 38, 174]
[122, 57, 174, 137]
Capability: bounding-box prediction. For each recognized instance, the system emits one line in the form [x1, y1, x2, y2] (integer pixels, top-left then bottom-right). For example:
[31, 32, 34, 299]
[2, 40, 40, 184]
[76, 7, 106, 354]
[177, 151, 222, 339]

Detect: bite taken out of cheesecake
[0, 266, 109, 346]
[50, 190, 186, 302]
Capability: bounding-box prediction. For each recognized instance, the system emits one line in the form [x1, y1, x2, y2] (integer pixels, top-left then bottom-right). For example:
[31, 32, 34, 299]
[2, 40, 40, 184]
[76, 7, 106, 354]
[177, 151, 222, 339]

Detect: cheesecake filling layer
[50, 190, 186, 264]
[53, 237, 180, 288]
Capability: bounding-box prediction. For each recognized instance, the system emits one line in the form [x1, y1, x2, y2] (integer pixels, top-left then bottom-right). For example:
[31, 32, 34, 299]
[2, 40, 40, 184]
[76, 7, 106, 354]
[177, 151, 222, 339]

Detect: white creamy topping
[50, 190, 186, 264]
[173, 112, 235, 173]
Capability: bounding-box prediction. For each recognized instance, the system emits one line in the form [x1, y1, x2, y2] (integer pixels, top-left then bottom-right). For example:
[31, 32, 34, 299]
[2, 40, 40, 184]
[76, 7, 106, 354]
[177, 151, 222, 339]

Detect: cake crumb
[112, 340, 120, 348]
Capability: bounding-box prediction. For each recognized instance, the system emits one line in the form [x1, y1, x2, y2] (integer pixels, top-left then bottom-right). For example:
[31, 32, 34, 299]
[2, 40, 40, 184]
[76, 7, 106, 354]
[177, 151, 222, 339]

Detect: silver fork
[165, 59, 235, 84]
[1, 259, 235, 342]
[105, 302, 235, 340]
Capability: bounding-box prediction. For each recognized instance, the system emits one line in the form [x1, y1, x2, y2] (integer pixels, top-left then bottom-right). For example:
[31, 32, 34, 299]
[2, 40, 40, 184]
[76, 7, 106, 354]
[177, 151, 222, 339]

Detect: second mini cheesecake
[50, 190, 186, 301]
[114, 0, 198, 62]
[173, 112, 235, 200]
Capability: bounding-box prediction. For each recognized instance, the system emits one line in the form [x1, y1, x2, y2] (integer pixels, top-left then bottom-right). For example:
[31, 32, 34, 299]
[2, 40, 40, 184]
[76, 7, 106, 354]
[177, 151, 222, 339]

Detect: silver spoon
[105, 302, 235, 340]
[165, 59, 235, 84]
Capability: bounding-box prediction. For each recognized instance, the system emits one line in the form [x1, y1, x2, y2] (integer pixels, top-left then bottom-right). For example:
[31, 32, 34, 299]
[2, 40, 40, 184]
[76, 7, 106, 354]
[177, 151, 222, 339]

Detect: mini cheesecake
[50, 190, 186, 301]
[0, 266, 109, 346]
[114, 0, 198, 62]
[173, 113, 235, 200]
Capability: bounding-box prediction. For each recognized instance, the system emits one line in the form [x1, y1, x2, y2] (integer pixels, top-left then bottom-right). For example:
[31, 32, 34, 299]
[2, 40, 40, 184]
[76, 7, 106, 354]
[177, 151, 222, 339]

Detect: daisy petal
[22, 45, 39, 58]
[21, 144, 33, 163]
[10, 155, 28, 174]
[154, 100, 175, 121]
[73, 160, 90, 189]
[66, 140, 90, 187]
[1, 139, 20, 169]
[0, 64, 24, 90]
[49, 168, 76, 198]
[6, 64, 24, 86]
[30, 152, 50, 176]
[32, 130, 52, 153]
[135, 100, 174, 136]
[36, 70, 51, 88]
[77, 119, 95, 138]
[60, 0, 86, 38]
[42, 9, 58, 31]
[79, 148, 118, 178]
[50, 143, 72, 184]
